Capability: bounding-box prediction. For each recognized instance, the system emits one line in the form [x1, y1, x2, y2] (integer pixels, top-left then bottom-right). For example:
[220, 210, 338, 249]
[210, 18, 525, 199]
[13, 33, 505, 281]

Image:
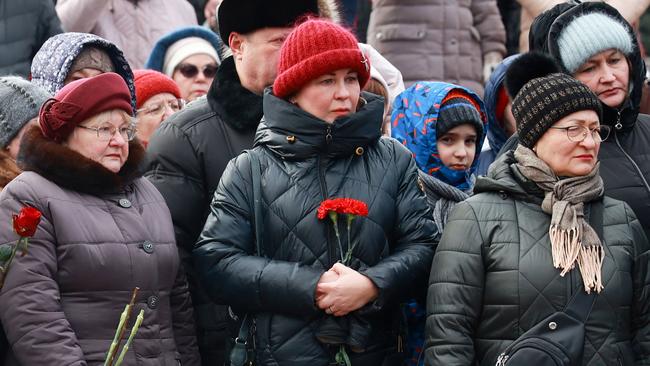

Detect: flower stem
[344, 215, 356, 265]
[104, 287, 139, 366]
[114, 309, 145, 366]
[329, 211, 344, 262]
[335, 345, 351, 366]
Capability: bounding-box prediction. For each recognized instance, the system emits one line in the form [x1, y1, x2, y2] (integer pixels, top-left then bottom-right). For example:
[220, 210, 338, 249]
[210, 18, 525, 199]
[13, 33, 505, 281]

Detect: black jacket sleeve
[193, 153, 324, 317]
[425, 200, 485, 366]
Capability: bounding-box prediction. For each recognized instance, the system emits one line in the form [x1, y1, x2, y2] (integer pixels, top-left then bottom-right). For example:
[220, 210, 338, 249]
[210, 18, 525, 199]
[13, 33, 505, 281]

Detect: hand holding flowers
[316, 263, 378, 317]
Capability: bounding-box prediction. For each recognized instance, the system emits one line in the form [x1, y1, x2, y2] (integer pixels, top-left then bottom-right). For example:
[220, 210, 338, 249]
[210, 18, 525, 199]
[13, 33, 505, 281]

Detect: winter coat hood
[17, 125, 145, 195]
[30, 32, 136, 112]
[529, 2, 645, 132]
[483, 54, 520, 154]
[256, 90, 383, 160]
[391, 81, 488, 190]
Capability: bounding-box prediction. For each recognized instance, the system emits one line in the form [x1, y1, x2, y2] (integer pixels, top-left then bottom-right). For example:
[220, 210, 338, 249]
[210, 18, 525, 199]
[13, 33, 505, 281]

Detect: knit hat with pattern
[437, 90, 484, 142]
[505, 52, 602, 148]
[0, 77, 51, 148]
[273, 19, 370, 99]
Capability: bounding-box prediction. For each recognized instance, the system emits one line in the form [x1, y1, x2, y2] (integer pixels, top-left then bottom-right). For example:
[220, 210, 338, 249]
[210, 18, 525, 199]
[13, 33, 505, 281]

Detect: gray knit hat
[557, 12, 633, 73]
[0, 77, 51, 148]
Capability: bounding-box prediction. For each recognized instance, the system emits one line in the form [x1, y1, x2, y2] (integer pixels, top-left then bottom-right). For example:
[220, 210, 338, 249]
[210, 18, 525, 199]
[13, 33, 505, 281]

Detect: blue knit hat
[557, 12, 633, 73]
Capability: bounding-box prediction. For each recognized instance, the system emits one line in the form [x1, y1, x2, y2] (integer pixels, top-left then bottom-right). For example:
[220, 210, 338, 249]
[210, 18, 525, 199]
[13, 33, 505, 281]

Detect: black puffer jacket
[425, 152, 650, 366]
[0, 0, 62, 77]
[529, 2, 650, 242]
[144, 56, 263, 365]
[194, 92, 437, 365]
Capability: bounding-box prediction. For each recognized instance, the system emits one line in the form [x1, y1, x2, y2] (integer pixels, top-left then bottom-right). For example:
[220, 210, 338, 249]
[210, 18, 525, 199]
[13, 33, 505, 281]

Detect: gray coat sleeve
[425, 201, 485, 366]
[0, 178, 87, 366]
[471, 0, 507, 56]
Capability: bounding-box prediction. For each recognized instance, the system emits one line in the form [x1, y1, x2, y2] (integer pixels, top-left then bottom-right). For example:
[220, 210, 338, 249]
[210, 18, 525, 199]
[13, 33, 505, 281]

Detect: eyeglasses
[77, 123, 137, 141]
[136, 98, 185, 117]
[549, 125, 611, 142]
[176, 63, 218, 78]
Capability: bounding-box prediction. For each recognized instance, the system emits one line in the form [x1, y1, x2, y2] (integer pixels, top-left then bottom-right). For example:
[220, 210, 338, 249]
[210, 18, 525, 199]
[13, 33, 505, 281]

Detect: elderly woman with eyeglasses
[0, 73, 200, 365]
[424, 53, 650, 365]
[133, 70, 185, 148]
[145, 26, 222, 102]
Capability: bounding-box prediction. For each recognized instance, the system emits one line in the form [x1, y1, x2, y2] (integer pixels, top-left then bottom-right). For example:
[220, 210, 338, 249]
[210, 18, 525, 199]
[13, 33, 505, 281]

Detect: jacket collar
[474, 150, 544, 204]
[17, 125, 145, 195]
[255, 90, 383, 160]
[207, 56, 264, 131]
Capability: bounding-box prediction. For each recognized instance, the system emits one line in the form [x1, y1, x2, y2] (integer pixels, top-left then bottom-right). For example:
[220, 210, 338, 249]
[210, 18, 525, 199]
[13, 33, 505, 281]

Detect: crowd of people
[0, 0, 649, 366]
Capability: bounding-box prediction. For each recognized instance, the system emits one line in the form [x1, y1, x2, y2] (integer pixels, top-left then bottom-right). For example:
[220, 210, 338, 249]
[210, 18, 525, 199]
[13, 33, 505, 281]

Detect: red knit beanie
[133, 69, 182, 109]
[39, 72, 133, 142]
[273, 19, 370, 99]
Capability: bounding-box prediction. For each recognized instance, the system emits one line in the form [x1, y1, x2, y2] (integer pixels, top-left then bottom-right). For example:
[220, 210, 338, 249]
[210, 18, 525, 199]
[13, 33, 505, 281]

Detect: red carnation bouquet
[0, 206, 42, 288]
[317, 198, 369, 266]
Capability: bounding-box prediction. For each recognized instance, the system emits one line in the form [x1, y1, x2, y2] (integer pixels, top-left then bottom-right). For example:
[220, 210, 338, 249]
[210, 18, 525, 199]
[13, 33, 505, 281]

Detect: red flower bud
[12, 207, 42, 238]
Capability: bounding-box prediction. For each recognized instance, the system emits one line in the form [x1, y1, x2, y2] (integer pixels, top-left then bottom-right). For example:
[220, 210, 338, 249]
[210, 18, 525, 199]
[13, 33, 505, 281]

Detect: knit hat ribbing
[505, 53, 602, 148]
[39, 73, 133, 143]
[133, 70, 181, 109]
[162, 37, 220, 77]
[273, 19, 370, 99]
[557, 12, 633, 73]
[437, 91, 484, 142]
[0, 77, 51, 148]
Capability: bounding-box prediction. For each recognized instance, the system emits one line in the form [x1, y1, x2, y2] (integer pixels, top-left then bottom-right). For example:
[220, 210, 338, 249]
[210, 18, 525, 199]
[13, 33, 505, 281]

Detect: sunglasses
[176, 63, 218, 78]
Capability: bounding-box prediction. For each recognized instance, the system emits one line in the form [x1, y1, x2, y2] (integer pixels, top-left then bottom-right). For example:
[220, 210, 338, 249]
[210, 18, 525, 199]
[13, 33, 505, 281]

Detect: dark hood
[529, 2, 645, 132]
[207, 56, 264, 131]
[17, 125, 145, 195]
[255, 90, 383, 160]
[483, 54, 520, 153]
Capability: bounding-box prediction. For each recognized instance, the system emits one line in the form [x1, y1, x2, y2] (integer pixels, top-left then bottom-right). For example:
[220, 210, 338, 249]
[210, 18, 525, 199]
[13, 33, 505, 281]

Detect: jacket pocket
[372, 24, 427, 42]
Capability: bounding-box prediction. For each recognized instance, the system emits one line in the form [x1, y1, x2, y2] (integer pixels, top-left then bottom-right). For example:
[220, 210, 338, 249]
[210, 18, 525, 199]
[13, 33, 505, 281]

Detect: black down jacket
[0, 0, 62, 77]
[145, 56, 263, 365]
[424, 151, 650, 366]
[194, 92, 437, 365]
[529, 2, 650, 242]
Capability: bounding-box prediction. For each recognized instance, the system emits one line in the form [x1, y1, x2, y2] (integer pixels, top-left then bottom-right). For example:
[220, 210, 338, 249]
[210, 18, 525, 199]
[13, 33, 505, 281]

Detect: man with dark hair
[144, 1, 341, 364]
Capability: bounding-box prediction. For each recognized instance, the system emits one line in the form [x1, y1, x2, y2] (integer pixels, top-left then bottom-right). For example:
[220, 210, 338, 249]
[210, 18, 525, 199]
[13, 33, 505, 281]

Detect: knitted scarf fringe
[549, 224, 604, 293]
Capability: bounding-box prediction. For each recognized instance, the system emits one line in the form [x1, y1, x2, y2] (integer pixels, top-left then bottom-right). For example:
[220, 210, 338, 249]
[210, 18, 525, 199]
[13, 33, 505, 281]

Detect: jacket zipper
[319, 126, 336, 266]
[612, 111, 650, 196]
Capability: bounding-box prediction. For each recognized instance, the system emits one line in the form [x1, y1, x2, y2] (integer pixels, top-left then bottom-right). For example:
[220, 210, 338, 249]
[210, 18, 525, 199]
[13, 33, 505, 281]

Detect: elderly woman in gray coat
[0, 73, 200, 365]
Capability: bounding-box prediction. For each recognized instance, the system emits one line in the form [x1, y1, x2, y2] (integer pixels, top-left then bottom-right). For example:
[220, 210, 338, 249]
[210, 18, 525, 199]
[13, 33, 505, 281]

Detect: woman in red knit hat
[0, 73, 200, 365]
[133, 69, 183, 148]
[195, 18, 436, 366]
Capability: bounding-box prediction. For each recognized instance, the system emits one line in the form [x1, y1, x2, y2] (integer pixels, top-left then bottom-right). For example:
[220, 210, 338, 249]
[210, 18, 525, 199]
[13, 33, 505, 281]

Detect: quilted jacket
[0, 127, 200, 365]
[367, 0, 506, 95]
[193, 91, 438, 365]
[424, 151, 650, 365]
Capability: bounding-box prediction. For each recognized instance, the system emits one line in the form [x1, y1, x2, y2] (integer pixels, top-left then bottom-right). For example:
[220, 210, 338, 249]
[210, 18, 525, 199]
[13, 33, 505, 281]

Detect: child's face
[437, 124, 478, 171]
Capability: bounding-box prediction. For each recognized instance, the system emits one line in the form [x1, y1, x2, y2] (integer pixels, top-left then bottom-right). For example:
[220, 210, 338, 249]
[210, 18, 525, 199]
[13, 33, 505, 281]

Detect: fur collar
[17, 126, 145, 195]
[207, 56, 263, 131]
[0, 150, 20, 190]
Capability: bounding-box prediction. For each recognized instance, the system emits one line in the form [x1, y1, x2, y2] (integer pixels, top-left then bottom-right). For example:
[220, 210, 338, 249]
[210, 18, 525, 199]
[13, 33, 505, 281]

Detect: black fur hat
[504, 52, 602, 148]
[218, 0, 319, 45]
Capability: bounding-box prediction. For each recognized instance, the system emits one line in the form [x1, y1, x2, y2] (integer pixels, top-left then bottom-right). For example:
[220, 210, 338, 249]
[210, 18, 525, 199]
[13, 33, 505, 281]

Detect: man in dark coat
[144, 1, 341, 364]
[0, 0, 62, 77]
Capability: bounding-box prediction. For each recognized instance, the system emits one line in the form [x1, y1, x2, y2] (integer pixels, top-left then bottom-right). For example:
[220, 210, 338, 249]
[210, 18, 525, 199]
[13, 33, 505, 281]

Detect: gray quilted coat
[367, 0, 506, 95]
[425, 152, 650, 365]
[194, 92, 437, 365]
[0, 127, 200, 366]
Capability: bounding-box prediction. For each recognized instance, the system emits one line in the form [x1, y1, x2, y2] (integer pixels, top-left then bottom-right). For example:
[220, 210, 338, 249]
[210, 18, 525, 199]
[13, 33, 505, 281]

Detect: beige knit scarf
[514, 145, 605, 293]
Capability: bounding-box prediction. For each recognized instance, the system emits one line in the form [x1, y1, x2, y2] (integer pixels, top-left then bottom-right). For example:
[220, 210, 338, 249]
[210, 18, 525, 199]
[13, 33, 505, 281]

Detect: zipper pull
[326, 126, 333, 144]
[615, 110, 623, 130]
